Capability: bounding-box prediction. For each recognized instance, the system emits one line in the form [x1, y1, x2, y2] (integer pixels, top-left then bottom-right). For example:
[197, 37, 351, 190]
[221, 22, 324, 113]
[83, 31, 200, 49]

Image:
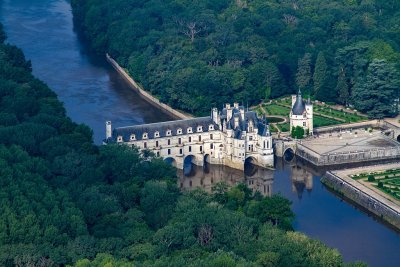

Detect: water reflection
[178, 162, 274, 197]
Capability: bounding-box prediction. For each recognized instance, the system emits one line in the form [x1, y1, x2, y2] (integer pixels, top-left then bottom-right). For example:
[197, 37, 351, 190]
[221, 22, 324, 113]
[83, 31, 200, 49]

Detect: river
[1, 0, 399, 266]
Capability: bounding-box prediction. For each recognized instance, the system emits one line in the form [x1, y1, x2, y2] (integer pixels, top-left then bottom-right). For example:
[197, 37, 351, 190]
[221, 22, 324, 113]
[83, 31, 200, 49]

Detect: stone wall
[321, 172, 400, 229]
[106, 54, 192, 120]
[297, 142, 400, 166]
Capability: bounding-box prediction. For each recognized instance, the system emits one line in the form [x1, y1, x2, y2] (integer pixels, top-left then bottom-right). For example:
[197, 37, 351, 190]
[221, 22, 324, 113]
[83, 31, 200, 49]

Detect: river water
[1, 0, 399, 266]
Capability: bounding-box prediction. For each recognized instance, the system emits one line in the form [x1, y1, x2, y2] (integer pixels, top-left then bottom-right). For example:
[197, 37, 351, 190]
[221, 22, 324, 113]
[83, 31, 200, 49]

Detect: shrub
[367, 175, 375, 182]
[378, 182, 384, 188]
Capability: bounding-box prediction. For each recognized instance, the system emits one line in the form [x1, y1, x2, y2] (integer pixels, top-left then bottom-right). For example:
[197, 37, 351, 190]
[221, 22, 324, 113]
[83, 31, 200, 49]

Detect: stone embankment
[322, 168, 400, 230]
[106, 54, 192, 120]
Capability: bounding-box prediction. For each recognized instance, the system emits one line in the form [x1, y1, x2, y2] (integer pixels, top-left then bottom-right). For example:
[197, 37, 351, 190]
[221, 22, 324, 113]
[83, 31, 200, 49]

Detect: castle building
[290, 90, 313, 135]
[105, 103, 274, 170]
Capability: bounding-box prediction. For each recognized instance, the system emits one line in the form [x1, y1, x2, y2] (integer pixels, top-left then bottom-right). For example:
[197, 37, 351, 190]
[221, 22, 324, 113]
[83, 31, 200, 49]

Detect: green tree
[336, 68, 350, 106]
[296, 53, 312, 95]
[313, 52, 328, 96]
[352, 59, 400, 118]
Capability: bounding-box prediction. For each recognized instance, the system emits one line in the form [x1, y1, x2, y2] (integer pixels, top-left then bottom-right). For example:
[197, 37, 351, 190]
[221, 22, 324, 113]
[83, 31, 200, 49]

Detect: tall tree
[336, 67, 349, 106]
[313, 52, 328, 96]
[352, 59, 400, 118]
[296, 53, 312, 95]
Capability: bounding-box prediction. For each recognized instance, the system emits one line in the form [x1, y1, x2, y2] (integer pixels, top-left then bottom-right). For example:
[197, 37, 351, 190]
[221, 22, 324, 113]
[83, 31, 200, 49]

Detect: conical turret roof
[292, 89, 306, 115]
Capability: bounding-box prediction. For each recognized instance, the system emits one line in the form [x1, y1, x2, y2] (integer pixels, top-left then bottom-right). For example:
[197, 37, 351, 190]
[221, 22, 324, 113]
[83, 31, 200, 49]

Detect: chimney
[240, 107, 245, 120]
[226, 103, 233, 121]
[106, 121, 112, 139]
[234, 116, 239, 128]
[212, 108, 219, 124]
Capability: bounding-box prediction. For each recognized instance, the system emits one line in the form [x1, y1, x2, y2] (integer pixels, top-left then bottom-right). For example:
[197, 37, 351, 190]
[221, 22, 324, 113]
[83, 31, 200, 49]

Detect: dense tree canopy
[72, 0, 400, 117]
[0, 23, 365, 266]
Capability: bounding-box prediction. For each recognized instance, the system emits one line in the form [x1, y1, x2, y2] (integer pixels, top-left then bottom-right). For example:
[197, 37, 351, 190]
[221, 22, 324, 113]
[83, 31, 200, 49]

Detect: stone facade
[290, 90, 313, 135]
[322, 172, 400, 229]
[105, 103, 274, 171]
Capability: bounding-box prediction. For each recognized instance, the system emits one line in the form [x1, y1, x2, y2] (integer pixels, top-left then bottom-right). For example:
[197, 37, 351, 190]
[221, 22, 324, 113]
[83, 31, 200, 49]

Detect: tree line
[71, 0, 399, 118]
[0, 24, 366, 266]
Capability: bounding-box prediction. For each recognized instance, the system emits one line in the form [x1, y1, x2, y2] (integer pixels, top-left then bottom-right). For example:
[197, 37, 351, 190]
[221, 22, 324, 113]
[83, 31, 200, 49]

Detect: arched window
[130, 134, 136, 141]
[197, 126, 203, 132]
[209, 125, 214, 131]
[117, 136, 123, 142]
[154, 131, 160, 138]
[143, 133, 148, 139]
[187, 127, 193, 133]
[166, 129, 172, 136]
[177, 128, 182, 135]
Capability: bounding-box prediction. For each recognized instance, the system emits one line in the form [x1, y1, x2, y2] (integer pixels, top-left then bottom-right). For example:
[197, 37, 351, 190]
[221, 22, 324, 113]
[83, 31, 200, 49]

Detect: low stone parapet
[322, 171, 400, 229]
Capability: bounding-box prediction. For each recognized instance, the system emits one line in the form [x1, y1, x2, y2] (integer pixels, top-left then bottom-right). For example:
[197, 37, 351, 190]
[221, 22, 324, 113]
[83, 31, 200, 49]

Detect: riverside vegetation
[72, 0, 400, 118]
[0, 25, 366, 266]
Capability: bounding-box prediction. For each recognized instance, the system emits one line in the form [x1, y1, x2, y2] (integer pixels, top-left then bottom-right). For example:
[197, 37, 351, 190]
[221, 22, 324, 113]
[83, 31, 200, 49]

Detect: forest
[0, 24, 366, 266]
[71, 0, 400, 118]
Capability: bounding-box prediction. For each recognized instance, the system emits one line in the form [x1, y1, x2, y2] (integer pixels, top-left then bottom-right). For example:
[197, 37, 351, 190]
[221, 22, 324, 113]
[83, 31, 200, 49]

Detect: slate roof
[292, 90, 306, 115]
[108, 117, 219, 142]
[107, 105, 270, 143]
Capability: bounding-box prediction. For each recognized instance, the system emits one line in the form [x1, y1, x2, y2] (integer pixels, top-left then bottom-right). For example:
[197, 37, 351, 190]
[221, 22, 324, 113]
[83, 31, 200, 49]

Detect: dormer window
[130, 134, 136, 141]
[166, 129, 172, 136]
[209, 125, 214, 131]
[117, 136, 123, 142]
[197, 126, 203, 132]
[154, 131, 160, 138]
[187, 127, 193, 133]
[143, 133, 148, 139]
[177, 128, 182, 135]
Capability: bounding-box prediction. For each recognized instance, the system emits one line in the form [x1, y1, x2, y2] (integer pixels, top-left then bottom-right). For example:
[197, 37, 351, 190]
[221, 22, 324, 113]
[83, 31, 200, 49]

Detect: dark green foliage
[71, 0, 400, 116]
[368, 175, 375, 182]
[291, 126, 305, 139]
[0, 23, 359, 266]
[352, 59, 399, 118]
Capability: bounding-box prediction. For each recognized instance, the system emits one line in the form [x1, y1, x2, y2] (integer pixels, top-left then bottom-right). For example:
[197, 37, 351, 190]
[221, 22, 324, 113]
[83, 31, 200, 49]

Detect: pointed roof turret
[292, 89, 306, 115]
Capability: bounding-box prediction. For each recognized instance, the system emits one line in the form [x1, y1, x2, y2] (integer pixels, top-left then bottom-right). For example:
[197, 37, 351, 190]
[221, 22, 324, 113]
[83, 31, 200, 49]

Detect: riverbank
[106, 54, 193, 120]
[322, 163, 400, 230]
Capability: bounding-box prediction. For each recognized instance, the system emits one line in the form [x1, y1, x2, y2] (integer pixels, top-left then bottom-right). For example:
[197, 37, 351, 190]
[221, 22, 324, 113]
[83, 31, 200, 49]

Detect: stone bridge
[274, 139, 297, 157]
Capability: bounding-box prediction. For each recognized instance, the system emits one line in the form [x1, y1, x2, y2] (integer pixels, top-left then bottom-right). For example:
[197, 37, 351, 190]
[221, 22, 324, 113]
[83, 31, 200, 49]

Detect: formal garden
[255, 96, 368, 133]
[351, 169, 400, 202]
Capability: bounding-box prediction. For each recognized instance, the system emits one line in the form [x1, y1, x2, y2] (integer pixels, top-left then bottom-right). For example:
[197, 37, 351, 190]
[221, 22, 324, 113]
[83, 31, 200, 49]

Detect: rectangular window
[178, 138, 182, 144]
[303, 122, 306, 126]
[168, 149, 171, 155]
[200, 146, 203, 152]
[189, 137, 192, 142]
[156, 141, 159, 147]
[189, 146, 192, 152]
[199, 135, 201, 141]
[210, 143, 214, 149]
[179, 149, 183, 154]
[249, 136, 253, 141]
[156, 151, 160, 157]
[168, 139, 171, 145]
[144, 142, 147, 149]
[210, 134, 213, 140]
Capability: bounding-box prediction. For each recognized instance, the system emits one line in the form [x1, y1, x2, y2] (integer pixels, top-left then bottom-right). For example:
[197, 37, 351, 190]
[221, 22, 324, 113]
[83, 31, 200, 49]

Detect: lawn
[263, 104, 290, 116]
[313, 115, 342, 128]
[313, 105, 366, 123]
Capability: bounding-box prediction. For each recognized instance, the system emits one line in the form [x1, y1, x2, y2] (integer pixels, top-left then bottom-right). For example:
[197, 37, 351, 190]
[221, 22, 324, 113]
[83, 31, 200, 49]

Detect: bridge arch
[184, 155, 196, 165]
[283, 147, 295, 162]
[397, 134, 400, 142]
[204, 154, 211, 164]
[244, 156, 258, 176]
[164, 157, 177, 167]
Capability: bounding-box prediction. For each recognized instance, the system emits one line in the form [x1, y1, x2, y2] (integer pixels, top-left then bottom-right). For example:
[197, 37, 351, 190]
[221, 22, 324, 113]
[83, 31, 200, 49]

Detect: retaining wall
[321, 172, 400, 229]
[106, 54, 192, 120]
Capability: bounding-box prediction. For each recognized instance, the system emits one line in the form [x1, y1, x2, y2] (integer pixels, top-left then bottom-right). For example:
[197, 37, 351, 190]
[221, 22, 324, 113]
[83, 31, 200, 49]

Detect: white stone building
[290, 90, 313, 135]
[105, 103, 274, 170]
